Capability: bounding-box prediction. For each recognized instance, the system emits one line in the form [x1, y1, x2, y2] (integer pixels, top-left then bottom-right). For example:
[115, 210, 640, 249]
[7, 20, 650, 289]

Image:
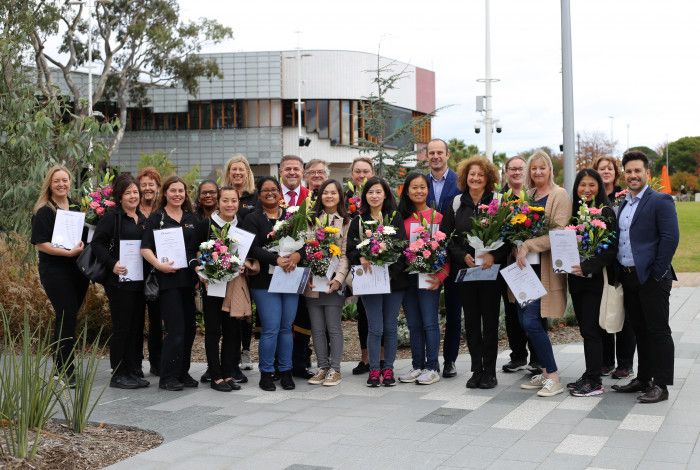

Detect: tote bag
[599, 269, 625, 333]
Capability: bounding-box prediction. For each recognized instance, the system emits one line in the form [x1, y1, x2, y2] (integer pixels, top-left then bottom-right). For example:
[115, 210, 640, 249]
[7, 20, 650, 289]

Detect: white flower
[226, 233, 238, 244]
[286, 206, 300, 214]
[273, 220, 287, 232]
[382, 226, 396, 235]
[356, 239, 370, 248]
[199, 240, 215, 250]
[363, 220, 378, 225]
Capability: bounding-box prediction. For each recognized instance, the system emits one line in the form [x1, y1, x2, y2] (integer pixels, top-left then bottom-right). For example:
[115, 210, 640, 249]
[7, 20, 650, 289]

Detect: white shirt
[281, 184, 301, 205]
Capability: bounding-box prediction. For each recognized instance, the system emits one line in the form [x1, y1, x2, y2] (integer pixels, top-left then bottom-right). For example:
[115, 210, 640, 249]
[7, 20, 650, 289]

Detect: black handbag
[76, 212, 119, 283]
[144, 211, 165, 301]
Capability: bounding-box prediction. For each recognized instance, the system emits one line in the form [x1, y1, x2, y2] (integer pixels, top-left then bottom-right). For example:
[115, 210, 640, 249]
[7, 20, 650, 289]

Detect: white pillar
[561, 0, 575, 193]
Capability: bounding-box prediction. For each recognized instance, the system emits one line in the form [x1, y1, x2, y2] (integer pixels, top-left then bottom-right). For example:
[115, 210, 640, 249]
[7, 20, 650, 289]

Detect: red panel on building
[415, 67, 436, 114]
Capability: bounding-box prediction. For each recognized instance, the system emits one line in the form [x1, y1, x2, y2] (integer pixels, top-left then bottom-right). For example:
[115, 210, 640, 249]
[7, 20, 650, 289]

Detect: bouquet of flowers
[198, 223, 242, 296]
[465, 197, 510, 260]
[81, 172, 116, 225]
[503, 198, 548, 244]
[356, 213, 406, 265]
[268, 197, 312, 254]
[305, 217, 343, 277]
[403, 215, 448, 280]
[612, 188, 628, 207]
[565, 201, 615, 261]
[345, 180, 365, 216]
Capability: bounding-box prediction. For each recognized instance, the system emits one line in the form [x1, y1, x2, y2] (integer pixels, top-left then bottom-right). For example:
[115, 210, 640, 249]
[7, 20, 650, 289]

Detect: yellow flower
[329, 244, 342, 257]
[511, 214, 527, 225]
[529, 206, 545, 212]
[508, 199, 522, 205]
[324, 226, 340, 234]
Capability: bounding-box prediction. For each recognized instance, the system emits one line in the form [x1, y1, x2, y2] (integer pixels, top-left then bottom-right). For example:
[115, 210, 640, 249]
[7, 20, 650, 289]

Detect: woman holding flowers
[92, 173, 150, 389]
[31, 165, 89, 384]
[515, 150, 572, 397]
[241, 177, 303, 392]
[397, 172, 449, 385]
[347, 177, 407, 387]
[566, 169, 618, 396]
[141, 176, 205, 391]
[304, 179, 351, 386]
[441, 156, 507, 389]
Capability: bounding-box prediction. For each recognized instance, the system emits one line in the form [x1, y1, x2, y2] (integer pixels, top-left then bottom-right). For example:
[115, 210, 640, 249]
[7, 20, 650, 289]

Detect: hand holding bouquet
[356, 214, 406, 266]
[198, 223, 242, 284]
[466, 197, 510, 261]
[268, 197, 312, 254]
[403, 216, 448, 276]
[565, 201, 615, 261]
[81, 172, 116, 225]
[503, 198, 548, 244]
[305, 217, 343, 278]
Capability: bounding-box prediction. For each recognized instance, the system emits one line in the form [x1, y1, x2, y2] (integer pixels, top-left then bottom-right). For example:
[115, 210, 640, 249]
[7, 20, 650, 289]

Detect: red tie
[287, 190, 296, 206]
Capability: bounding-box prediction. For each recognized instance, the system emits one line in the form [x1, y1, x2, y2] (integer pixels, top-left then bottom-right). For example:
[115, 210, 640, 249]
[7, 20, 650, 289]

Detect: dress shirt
[617, 185, 648, 267]
[281, 184, 300, 206]
[429, 169, 448, 205]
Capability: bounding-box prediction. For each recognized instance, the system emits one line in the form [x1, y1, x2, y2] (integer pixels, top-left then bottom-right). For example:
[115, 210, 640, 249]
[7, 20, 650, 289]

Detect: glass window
[317, 100, 328, 139]
[306, 100, 317, 134]
[385, 105, 413, 149]
[341, 100, 351, 145]
[155, 113, 165, 130]
[270, 100, 282, 127]
[282, 100, 294, 127]
[142, 108, 153, 131]
[223, 101, 235, 129]
[329, 100, 340, 145]
[200, 102, 211, 130]
[235, 101, 244, 128]
[246, 100, 258, 128]
[189, 103, 199, 130]
[259, 100, 270, 127]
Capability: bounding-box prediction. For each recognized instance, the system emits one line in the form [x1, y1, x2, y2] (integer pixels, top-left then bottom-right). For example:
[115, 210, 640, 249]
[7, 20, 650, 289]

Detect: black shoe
[502, 360, 527, 373]
[612, 378, 652, 394]
[352, 361, 370, 375]
[567, 376, 586, 390]
[224, 378, 242, 391]
[600, 365, 615, 376]
[259, 372, 276, 391]
[149, 366, 160, 377]
[159, 380, 184, 391]
[527, 362, 543, 375]
[292, 368, 314, 380]
[110, 374, 140, 389]
[180, 374, 199, 388]
[200, 369, 211, 383]
[466, 371, 483, 389]
[637, 385, 668, 404]
[272, 370, 280, 381]
[231, 369, 248, 384]
[131, 374, 151, 388]
[443, 361, 457, 378]
[280, 371, 296, 390]
[478, 374, 498, 389]
[132, 368, 145, 378]
[211, 380, 233, 392]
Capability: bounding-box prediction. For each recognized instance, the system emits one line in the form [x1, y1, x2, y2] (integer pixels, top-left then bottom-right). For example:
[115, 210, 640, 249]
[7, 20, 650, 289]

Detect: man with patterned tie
[280, 155, 309, 207]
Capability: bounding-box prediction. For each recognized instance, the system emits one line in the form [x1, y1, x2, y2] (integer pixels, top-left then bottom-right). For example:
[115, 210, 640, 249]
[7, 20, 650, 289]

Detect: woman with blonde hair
[31, 165, 89, 385]
[223, 154, 257, 217]
[516, 149, 572, 397]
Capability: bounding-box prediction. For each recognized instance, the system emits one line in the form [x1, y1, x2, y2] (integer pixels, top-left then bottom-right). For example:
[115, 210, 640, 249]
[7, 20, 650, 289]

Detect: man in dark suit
[611, 150, 679, 403]
[425, 139, 462, 378]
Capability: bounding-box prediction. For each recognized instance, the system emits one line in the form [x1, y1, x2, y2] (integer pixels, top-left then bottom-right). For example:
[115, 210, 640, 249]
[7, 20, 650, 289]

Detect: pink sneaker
[382, 368, 396, 387]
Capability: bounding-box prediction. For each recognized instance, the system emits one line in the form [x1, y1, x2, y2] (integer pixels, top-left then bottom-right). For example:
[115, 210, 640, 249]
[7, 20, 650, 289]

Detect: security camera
[298, 136, 311, 147]
[496, 126, 502, 133]
[474, 125, 481, 134]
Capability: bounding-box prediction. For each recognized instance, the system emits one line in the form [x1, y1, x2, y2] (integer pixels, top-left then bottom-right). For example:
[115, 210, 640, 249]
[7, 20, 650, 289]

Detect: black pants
[39, 265, 89, 374]
[461, 281, 500, 374]
[620, 270, 674, 386]
[292, 296, 312, 371]
[203, 295, 240, 380]
[158, 286, 197, 384]
[105, 285, 145, 376]
[499, 276, 541, 364]
[146, 300, 163, 369]
[570, 285, 605, 385]
[601, 316, 636, 369]
[239, 318, 252, 351]
[442, 276, 463, 364]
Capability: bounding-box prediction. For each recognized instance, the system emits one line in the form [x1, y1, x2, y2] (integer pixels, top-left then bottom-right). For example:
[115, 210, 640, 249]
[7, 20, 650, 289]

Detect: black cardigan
[346, 211, 409, 291]
[568, 205, 618, 293]
[92, 207, 146, 290]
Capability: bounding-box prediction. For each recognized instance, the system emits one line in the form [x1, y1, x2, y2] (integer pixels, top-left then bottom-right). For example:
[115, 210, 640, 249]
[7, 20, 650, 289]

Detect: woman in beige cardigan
[515, 150, 572, 397]
[305, 179, 351, 386]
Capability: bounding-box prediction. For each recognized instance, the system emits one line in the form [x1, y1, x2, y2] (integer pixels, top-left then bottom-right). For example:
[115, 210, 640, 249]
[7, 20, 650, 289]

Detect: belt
[620, 265, 636, 274]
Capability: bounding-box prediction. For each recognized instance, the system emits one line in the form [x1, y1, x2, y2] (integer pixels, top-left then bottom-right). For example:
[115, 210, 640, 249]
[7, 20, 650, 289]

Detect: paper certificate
[207, 280, 228, 297]
[312, 275, 330, 292]
[326, 257, 340, 280]
[418, 273, 434, 289]
[119, 240, 144, 282]
[51, 209, 86, 249]
[153, 227, 188, 269]
[350, 264, 391, 295]
[268, 266, 311, 294]
[500, 262, 547, 307]
[455, 264, 501, 282]
[229, 227, 255, 262]
[549, 230, 581, 274]
[409, 223, 440, 242]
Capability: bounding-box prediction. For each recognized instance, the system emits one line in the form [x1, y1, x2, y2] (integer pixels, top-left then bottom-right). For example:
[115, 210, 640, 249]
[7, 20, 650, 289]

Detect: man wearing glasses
[304, 159, 330, 198]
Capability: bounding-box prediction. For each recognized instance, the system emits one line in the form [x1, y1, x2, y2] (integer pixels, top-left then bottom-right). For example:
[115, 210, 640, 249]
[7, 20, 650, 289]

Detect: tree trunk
[108, 103, 127, 157]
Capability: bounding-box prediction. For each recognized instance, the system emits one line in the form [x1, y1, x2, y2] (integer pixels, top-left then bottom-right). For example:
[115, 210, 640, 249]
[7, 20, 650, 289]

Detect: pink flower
[412, 225, 426, 233]
[409, 241, 422, 251]
[89, 201, 100, 209]
[478, 204, 490, 211]
[430, 241, 439, 250]
[576, 235, 583, 241]
[370, 245, 380, 254]
[422, 250, 431, 258]
[212, 252, 219, 261]
[577, 224, 585, 231]
[487, 199, 499, 216]
[379, 242, 387, 251]
[95, 206, 105, 216]
[414, 239, 425, 248]
[365, 229, 372, 237]
[590, 219, 607, 229]
[219, 245, 228, 254]
[521, 205, 531, 214]
[102, 186, 112, 196]
[104, 200, 116, 207]
[433, 231, 446, 241]
[588, 207, 603, 215]
[565, 225, 577, 231]
[377, 225, 384, 234]
[615, 189, 629, 198]
[89, 191, 99, 198]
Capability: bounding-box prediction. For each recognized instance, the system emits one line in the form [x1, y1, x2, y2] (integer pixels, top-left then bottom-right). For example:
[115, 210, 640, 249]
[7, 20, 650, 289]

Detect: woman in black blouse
[92, 173, 150, 389]
[140, 175, 205, 391]
[31, 165, 89, 385]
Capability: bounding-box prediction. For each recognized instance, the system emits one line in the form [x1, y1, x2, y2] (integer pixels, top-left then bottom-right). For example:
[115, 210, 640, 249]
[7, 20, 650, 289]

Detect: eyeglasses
[306, 170, 327, 176]
[260, 188, 280, 194]
[200, 190, 217, 196]
[507, 167, 525, 173]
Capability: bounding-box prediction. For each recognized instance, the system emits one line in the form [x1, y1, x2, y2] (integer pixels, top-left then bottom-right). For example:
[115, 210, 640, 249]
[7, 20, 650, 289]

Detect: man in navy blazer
[611, 150, 679, 403]
[425, 139, 463, 378]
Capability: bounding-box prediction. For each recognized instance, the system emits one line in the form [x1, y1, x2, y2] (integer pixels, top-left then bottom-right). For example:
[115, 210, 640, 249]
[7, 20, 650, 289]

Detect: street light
[476, 0, 500, 161]
[285, 32, 312, 152]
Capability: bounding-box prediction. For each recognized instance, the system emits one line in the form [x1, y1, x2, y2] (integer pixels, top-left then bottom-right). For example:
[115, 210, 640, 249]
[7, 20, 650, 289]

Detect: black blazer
[346, 211, 409, 291]
[92, 207, 146, 290]
[568, 205, 618, 294]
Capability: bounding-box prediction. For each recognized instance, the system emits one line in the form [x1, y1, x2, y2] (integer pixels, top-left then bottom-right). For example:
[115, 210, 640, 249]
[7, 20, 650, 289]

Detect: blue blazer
[617, 188, 679, 284]
[426, 169, 461, 215]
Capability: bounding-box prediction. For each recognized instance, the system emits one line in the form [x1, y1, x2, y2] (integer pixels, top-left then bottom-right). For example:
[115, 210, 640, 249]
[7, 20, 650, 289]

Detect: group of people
[31, 140, 679, 403]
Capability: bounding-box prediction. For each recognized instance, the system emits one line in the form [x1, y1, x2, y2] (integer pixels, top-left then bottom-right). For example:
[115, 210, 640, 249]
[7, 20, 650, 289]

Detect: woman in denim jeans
[397, 173, 449, 386]
[347, 177, 407, 387]
[240, 177, 303, 392]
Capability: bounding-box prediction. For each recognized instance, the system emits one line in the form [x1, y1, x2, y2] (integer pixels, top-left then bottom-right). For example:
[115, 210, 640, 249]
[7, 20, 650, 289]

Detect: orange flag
[659, 165, 672, 194]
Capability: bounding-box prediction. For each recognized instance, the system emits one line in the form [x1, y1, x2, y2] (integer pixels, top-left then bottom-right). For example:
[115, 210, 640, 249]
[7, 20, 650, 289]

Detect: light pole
[285, 32, 311, 153]
[561, 0, 575, 193]
[476, 0, 500, 162]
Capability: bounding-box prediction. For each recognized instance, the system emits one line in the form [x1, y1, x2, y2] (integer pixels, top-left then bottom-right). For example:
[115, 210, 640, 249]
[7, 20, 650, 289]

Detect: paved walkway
[96, 285, 700, 470]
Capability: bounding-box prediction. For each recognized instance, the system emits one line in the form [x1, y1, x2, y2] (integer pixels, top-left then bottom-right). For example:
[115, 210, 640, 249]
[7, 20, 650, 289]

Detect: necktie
[287, 190, 296, 206]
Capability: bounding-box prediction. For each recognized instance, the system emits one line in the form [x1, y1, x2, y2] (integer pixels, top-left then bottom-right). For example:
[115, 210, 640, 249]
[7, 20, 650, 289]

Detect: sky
[174, 0, 700, 157]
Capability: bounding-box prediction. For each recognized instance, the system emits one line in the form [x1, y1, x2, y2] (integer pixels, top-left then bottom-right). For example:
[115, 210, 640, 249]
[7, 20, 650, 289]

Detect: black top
[346, 212, 409, 291]
[141, 209, 206, 290]
[30, 200, 87, 272]
[440, 192, 508, 274]
[568, 205, 618, 293]
[238, 191, 258, 220]
[607, 185, 623, 204]
[92, 207, 147, 290]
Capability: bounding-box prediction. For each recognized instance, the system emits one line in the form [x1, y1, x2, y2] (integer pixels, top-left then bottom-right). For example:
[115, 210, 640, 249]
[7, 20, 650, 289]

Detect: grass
[675, 202, 700, 272]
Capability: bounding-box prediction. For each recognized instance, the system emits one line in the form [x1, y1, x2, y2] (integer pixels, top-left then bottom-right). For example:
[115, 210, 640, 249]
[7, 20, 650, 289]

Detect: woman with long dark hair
[195, 180, 219, 220]
[141, 175, 205, 391]
[92, 173, 150, 389]
[346, 176, 407, 387]
[567, 169, 618, 396]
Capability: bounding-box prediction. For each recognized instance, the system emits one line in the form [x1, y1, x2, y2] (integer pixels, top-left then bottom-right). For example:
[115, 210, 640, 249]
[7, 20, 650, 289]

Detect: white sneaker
[240, 350, 253, 371]
[399, 368, 423, 383]
[323, 368, 342, 386]
[537, 378, 565, 397]
[520, 374, 546, 390]
[308, 368, 329, 385]
[416, 369, 440, 385]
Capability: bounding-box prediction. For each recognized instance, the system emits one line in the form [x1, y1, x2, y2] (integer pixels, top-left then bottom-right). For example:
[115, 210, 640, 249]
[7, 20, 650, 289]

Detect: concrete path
[95, 285, 700, 469]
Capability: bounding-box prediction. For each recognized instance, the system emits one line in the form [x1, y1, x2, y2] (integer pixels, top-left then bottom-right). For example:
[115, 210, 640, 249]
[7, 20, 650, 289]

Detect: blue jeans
[442, 276, 463, 363]
[251, 289, 299, 373]
[361, 291, 405, 370]
[403, 288, 440, 371]
[517, 299, 557, 373]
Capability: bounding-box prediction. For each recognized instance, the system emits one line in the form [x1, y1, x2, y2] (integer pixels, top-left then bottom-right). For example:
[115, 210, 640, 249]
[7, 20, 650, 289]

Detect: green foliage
[655, 136, 700, 175]
[138, 151, 177, 178]
[671, 172, 699, 192]
[675, 202, 700, 272]
[447, 139, 480, 170]
[342, 302, 358, 321]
